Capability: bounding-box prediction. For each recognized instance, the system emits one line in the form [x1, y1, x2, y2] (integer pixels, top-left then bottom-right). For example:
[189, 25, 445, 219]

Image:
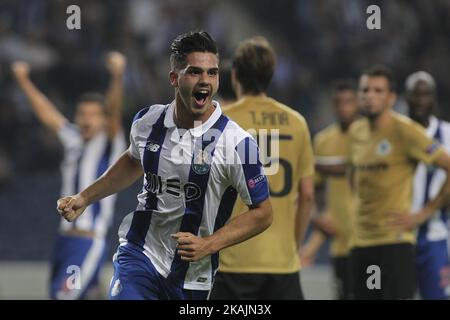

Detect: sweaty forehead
[184, 52, 219, 69]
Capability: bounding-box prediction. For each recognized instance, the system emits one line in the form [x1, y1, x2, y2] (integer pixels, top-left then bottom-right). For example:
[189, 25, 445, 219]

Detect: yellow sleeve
[297, 117, 315, 179]
[404, 121, 444, 165]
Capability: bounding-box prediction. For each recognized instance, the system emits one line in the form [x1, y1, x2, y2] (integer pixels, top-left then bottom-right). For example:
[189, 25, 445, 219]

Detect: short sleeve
[128, 128, 140, 159]
[228, 136, 270, 206]
[404, 121, 444, 165]
[128, 107, 149, 160]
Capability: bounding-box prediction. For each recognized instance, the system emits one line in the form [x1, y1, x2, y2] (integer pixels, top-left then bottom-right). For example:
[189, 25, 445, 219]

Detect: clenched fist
[106, 51, 126, 75]
[11, 61, 30, 81]
[56, 194, 87, 222]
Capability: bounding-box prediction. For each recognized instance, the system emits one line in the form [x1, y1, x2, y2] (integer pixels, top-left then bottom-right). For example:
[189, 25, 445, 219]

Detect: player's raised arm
[105, 51, 126, 138]
[11, 61, 66, 133]
[57, 149, 143, 222]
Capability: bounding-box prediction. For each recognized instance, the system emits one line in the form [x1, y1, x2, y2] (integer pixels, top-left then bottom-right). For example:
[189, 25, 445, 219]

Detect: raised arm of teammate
[104, 51, 127, 138]
[11, 61, 66, 133]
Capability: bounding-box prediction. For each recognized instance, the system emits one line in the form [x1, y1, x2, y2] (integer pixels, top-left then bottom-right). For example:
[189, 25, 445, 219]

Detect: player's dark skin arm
[389, 151, 450, 230]
[315, 163, 347, 176]
[57, 150, 143, 221]
[172, 198, 273, 262]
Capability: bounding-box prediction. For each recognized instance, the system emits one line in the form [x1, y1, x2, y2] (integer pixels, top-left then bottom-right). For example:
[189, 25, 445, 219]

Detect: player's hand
[171, 232, 212, 262]
[387, 211, 423, 231]
[11, 61, 30, 81]
[299, 247, 316, 268]
[56, 194, 87, 222]
[106, 51, 126, 75]
[313, 214, 337, 236]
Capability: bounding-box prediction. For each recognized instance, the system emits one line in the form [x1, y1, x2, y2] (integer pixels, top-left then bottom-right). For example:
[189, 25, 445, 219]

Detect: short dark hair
[332, 79, 356, 95]
[170, 31, 218, 70]
[76, 92, 106, 110]
[361, 65, 396, 92]
[232, 36, 276, 95]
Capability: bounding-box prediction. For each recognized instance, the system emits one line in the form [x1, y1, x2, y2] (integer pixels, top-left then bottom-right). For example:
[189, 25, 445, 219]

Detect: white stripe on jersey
[58, 124, 126, 237]
[412, 116, 450, 241]
[118, 101, 269, 290]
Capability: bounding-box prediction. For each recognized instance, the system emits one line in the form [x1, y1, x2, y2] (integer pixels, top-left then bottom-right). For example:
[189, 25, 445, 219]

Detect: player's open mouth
[193, 89, 209, 107]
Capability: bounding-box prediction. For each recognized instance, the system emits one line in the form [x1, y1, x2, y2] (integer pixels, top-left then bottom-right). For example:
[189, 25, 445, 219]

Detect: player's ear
[389, 91, 397, 107]
[169, 70, 178, 87]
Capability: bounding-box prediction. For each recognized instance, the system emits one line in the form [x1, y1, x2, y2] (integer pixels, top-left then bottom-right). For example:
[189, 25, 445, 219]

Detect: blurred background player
[406, 71, 450, 299]
[301, 80, 359, 300]
[210, 36, 314, 300]
[349, 65, 450, 299]
[11, 52, 127, 299]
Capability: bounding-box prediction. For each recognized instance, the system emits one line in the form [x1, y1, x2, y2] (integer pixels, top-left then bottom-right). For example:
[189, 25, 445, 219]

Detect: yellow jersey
[348, 111, 444, 247]
[314, 124, 356, 257]
[219, 96, 314, 273]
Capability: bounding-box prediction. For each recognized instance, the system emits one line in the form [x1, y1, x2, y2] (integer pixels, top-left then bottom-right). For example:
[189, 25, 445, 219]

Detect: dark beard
[361, 109, 379, 120]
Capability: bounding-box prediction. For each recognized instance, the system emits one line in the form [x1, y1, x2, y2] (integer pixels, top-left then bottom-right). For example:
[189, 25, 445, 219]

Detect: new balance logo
[146, 142, 160, 152]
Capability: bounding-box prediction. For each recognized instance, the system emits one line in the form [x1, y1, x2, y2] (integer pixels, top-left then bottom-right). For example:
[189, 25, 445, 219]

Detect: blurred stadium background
[0, 0, 450, 299]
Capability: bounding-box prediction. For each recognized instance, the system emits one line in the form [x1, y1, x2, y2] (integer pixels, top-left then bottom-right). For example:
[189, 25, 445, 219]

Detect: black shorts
[351, 243, 415, 300]
[210, 271, 304, 300]
[332, 255, 353, 300]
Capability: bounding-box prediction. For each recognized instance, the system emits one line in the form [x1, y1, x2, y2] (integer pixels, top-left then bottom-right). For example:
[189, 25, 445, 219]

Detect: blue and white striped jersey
[412, 116, 450, 242]
[118, 101, 269, 290]
[58, 123, 126, 237]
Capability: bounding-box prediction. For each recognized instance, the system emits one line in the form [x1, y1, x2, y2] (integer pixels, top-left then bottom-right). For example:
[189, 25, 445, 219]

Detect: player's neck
[410, 115, 430, 128]
[174, 98, 215, 129]
[369, 109, 392, 131]
[239, 92, 267, 100]
[339, 118, 356, 132]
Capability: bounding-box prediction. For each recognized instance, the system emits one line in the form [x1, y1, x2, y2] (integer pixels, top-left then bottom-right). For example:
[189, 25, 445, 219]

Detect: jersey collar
[164, 100, 222, 137]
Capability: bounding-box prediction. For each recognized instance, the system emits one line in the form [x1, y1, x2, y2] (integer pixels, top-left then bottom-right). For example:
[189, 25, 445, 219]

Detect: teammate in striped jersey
[56, 31, 273, 300]
[407, 71, 450, 299]
[12, 52, 127, 299]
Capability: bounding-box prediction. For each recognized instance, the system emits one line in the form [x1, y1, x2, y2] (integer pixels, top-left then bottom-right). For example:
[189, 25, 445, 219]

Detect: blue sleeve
[228, 136, 270, 206]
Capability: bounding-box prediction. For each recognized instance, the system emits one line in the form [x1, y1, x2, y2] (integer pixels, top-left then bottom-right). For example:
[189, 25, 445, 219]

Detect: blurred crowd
[1, 0, 449, 259]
